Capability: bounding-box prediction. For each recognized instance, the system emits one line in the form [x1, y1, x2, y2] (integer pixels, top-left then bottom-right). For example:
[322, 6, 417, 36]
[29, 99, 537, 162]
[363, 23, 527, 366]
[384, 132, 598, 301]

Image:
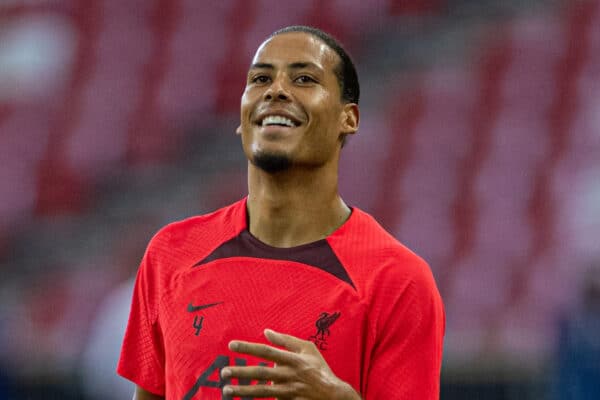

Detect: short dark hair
[269, 26, 360, 105]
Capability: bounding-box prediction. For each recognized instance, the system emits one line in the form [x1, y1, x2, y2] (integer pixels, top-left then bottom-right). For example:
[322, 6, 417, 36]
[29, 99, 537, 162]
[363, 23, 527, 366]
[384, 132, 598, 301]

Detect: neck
[246, 163, 350, 248]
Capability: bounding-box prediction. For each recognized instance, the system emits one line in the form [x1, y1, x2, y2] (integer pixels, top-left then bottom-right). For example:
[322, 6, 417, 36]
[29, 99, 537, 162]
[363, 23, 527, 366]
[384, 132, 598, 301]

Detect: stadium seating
[1, 0, 599, 395]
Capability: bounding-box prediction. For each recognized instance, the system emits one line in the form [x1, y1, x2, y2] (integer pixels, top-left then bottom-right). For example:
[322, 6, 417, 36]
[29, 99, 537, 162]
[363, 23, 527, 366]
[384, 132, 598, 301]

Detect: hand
[221, 329, 361, 400]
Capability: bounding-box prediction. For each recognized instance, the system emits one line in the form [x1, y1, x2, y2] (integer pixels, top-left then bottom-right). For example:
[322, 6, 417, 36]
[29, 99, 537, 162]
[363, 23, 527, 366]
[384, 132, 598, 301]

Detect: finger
[221, 365, 292, 382]
[229, 340, 296, 365]
[223, 383, 292, 398]
[264, 329, 312, 353]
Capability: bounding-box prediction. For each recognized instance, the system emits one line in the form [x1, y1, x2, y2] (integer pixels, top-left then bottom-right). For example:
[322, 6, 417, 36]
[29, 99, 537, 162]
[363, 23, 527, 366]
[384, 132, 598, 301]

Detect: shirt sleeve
[364, 258, 445, 399]
[117, 243, 166, 396]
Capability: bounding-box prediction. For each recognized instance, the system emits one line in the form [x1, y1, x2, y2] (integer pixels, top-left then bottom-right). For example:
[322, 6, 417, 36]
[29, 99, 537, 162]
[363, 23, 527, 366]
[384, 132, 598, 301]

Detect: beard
[251, 150, 292, 173]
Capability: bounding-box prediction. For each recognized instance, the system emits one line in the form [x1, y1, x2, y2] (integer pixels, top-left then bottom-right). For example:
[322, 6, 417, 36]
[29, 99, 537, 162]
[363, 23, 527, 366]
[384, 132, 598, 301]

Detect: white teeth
[261, 115, 295, 127]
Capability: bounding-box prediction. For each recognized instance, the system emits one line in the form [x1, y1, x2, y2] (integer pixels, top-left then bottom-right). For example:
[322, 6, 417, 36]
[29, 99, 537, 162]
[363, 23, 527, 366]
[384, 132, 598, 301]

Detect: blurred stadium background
[1, 0, 599, 398]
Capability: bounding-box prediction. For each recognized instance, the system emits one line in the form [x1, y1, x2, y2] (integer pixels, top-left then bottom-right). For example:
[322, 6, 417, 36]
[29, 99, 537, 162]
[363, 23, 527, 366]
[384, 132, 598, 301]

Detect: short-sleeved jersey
[117, 198, 445, 399]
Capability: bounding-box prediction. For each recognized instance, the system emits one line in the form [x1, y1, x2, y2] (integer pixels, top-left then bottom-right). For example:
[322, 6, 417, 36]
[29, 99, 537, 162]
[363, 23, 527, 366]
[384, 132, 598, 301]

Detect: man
[118, 26, 445, 399]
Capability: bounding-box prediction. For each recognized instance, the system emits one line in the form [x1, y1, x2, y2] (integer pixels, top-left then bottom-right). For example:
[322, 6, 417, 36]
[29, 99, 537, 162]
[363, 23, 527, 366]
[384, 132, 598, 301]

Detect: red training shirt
[118, 198, 445, 399]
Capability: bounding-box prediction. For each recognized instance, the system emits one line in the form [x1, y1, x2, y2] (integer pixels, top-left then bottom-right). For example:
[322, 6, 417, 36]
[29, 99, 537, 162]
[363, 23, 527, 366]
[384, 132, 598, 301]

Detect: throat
[246, 196, 351, 248]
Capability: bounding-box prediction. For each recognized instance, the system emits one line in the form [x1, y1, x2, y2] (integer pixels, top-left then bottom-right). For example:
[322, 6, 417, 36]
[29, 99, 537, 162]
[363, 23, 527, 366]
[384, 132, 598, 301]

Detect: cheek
[316, 93, 341, 122]
[308, 107, 342, 139]
[240, 89, 257, 122]
[240, 97, 251, 122]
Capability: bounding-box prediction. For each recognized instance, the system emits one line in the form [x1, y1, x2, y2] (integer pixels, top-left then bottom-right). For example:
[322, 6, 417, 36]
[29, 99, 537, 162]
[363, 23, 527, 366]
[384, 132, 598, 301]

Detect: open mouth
[259, 115, 300, 128]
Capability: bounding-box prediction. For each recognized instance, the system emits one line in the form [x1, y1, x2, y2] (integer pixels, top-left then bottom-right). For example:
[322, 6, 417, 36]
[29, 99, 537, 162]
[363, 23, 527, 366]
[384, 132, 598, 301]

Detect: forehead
[251, 32, 339, 72]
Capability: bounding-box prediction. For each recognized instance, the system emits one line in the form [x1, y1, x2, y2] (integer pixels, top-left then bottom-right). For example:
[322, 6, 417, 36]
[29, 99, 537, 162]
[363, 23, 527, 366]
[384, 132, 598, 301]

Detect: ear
[235, 125, 242, 136]
[340, 103, 359, 136]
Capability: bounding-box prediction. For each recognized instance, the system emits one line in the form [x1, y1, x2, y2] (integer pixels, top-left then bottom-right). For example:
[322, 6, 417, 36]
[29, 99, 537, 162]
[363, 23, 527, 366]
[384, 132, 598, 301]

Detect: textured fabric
[117, 198, 445, 399]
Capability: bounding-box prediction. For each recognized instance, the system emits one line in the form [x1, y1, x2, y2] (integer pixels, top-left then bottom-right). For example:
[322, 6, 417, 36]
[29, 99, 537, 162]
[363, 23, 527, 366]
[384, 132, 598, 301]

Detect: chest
[159, 258, 367, 397]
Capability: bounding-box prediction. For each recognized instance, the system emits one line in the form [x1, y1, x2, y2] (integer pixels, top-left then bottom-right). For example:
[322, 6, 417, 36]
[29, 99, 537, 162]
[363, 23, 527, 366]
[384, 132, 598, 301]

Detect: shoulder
[330, 208, 444, 339]
[328, 207, 437, 297]
[144, 199, 247, 274]
[151, 198, 245, 248]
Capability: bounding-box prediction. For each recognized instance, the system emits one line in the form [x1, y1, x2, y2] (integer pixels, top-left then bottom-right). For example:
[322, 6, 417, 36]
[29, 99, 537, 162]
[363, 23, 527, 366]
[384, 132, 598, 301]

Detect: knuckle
[286, 381, 304, 395]
[233, 384, 253, 395]
[233, 342, 247, 352]
[255, 366, 270, 380]
[277, 365, 293, 380]
[265, 346, 278, 357]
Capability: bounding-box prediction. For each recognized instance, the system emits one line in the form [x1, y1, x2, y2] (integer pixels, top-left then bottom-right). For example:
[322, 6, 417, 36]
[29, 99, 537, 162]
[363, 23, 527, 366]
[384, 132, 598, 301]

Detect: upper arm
[364, 260, 445, 399]
[133, 385, 165, 400]
[117, 246, 166, 394]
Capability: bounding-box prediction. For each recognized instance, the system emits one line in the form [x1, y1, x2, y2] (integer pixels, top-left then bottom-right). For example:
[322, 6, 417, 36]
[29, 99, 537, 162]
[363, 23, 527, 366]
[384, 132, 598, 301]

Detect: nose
[264, 76, 290, 102]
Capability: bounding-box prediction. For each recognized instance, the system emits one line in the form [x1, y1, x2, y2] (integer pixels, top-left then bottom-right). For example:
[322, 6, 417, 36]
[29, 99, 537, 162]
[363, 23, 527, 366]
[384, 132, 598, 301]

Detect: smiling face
[237, 32, 358, 173]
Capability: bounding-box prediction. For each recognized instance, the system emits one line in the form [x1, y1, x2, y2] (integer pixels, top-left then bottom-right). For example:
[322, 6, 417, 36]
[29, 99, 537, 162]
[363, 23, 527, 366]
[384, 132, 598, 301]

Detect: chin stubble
[251, 151, 292, 173]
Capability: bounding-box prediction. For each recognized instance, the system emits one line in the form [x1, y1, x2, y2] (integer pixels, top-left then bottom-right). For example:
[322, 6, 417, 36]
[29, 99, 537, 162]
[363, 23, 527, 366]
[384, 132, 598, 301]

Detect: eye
[294, 75, 317, 84]
[251, 75, 270, 84]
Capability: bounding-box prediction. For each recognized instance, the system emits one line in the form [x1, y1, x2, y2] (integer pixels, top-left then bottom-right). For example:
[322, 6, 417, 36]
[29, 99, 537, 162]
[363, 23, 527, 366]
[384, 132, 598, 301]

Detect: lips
[253, 109, 303, 127]
[261, 115, 295, 127]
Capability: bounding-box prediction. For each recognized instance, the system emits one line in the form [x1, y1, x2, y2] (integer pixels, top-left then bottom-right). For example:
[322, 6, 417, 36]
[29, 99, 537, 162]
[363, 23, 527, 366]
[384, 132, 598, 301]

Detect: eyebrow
[250, 62, 274, 70]
[249, 62, 322, 72]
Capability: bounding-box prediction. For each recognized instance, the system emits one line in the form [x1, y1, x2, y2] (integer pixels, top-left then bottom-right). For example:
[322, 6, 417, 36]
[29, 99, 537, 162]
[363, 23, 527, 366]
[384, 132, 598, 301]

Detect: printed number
[182, 355, 268, 400]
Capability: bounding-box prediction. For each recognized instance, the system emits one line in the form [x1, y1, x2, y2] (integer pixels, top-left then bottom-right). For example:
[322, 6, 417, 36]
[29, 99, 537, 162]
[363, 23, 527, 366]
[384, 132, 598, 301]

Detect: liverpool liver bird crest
[309, 311, 341, 350]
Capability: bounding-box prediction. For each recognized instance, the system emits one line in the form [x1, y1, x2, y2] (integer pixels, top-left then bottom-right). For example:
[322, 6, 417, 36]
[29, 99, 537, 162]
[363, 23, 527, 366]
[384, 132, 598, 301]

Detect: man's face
[237, 32, 357, 172]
